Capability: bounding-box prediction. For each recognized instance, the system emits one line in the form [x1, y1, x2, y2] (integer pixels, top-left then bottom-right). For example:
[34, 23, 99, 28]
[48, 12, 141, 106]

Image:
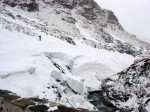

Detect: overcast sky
[94, 0, 150, 43]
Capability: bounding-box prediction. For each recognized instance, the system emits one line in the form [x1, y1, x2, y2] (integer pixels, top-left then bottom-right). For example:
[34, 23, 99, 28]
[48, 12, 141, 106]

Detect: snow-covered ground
[0, 0, 149, 110]
[0, 26, 135, 109]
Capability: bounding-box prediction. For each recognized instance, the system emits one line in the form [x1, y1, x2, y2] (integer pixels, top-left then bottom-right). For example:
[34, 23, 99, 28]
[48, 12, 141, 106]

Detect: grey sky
[94, 0, 150, 43]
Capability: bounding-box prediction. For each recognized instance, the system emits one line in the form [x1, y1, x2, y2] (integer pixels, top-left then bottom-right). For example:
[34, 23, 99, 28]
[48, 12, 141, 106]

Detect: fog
[94, 0, 150, 43]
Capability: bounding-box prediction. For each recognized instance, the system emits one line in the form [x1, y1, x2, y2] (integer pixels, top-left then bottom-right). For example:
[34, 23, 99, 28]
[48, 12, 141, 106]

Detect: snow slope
[0, 0, 149, 110]
[0, 27, 134, 110]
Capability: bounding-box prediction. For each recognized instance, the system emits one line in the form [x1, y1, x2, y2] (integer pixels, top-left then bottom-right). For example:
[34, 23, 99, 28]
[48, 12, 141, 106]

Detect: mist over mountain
[94, 0, 150, 43]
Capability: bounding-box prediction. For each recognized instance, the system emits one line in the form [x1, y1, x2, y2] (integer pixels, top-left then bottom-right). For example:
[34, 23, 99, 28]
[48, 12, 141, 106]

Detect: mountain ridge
[1, 0, 150, 53]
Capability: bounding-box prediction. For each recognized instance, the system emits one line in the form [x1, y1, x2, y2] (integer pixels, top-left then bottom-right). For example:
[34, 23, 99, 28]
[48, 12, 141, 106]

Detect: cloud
[94, 0, 150, 43]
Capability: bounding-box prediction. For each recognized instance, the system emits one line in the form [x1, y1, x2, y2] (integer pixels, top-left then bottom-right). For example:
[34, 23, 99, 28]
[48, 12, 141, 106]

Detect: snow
[0, 29, 40, 77]
[48, 106, 58, 111]
[0, 26, 135, 96]
[51, 70, 63, 81]
[69, 95, 97, 110]
[0, 14, 35, 29]
[105, 29, 125, 42]
[0, 25, 135, 109]
[75, 22, 98, 42]
[67, 76, 86, 94]
[146, 102, 150, 112]
[0, 2, 140, 110]
[121, 94, 137, 107]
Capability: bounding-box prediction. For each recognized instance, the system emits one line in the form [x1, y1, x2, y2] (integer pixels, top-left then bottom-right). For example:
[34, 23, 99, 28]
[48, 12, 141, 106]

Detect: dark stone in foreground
[29, 105, 49, 112]
[0, 89, 99, 112]
[51, 105, 99, 112]
[0, 89, 49, 112]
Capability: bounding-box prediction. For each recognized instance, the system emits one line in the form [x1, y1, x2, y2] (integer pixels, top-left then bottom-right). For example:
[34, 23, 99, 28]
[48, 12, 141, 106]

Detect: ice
[69, 95, 97, 110]
[67, 76, 86, 94]
[51, 70, 63, 81]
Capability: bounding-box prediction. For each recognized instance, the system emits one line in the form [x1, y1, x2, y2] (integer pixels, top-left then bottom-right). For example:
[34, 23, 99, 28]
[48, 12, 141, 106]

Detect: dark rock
[3, 0, 39, 12]
[78, 0, 100, 20]
[29, 105, 49, 112]
[51, 105, 98, 112]
[88, 90, 118, 112]
[0, 89, 50, 112]
[138, 105, 147, 112]
[101, 57, 150, 111]
[61, 17, 76, 24]
[65, 37, 76, 45]
[60, 36, 76, 45]
[104, 97, 116, 108]
[53, 0, 74, 9]
[8, 2, 16, 7]
[0, 107, 3, 111]
[11, 98, 36, 109]
[0, 89, 12, 94]
[29, 98, 48, 104]
[107, 11, 118, 24]
[120, 107, 131, 112]
[57, 105, 79, 112]
[0, 89, 20, 102]
[27, 2, 39, 12]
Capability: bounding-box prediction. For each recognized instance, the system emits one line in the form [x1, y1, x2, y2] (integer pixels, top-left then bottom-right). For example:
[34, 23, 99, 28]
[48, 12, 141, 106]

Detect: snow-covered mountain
[0, 0, 149, 111]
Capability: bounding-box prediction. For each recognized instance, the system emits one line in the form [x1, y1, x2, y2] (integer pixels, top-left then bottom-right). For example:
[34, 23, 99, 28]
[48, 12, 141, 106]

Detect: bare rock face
[77, 0, 101, 20]
[3, 0, 121, 29]
[101, 57, 150, 111]
[53, 0, 123, 30]
[3, 0, 39, 12]
[107, 10, 118, 24]
[53, 0, 75, 9]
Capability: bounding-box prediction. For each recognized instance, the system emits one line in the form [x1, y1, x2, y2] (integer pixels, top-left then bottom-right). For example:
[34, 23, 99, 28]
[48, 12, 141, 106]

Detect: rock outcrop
[101, 57, 150, 111]
[3, 0, 39, 12]
[0, 89, 49, 112]
[0, 89, 99, 112]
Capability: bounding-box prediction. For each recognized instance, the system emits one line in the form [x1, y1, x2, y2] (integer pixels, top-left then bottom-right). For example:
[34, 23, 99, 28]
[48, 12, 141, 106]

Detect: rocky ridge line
[0, 1, 149, 56]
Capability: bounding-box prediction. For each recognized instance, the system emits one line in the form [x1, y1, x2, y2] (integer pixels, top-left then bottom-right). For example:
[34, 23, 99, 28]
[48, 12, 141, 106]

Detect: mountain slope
[1, 0, 150, 56]
[0, 0, 150, 111]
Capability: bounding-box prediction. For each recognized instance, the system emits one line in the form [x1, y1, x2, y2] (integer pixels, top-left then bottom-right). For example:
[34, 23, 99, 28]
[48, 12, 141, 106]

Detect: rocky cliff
[102, 57, 150, 111]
